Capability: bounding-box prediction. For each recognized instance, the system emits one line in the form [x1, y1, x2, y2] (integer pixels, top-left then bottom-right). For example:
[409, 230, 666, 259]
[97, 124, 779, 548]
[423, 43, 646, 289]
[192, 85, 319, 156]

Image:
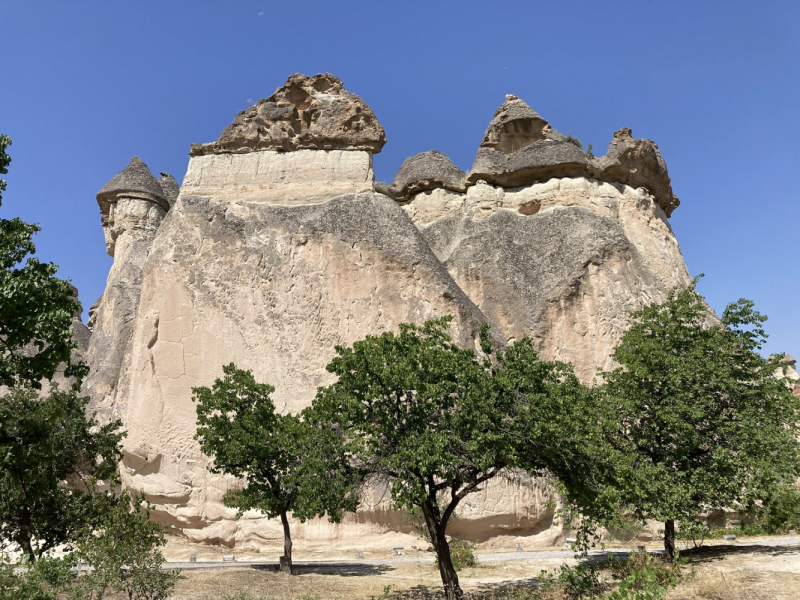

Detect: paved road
[164, 537, 800, 570]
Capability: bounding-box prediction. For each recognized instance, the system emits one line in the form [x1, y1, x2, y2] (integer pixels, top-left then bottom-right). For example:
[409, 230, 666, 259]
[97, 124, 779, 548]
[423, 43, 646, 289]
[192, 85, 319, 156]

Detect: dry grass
[154, 541, 800, 599]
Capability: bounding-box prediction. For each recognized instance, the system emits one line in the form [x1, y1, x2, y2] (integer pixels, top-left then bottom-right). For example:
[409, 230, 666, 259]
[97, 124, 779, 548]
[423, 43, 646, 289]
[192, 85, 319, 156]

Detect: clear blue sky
[1, 1, 798, 356]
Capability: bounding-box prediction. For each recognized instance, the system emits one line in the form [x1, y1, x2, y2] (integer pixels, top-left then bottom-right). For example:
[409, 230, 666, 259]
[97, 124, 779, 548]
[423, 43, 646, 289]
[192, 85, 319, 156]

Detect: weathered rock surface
[480, 95, 563, 153]
[109, 176, 538, 546]
[183, 149, 374, 205]
[85, 157, 170, 413]
[157, 173, 181, 207]
[190, 73, 386, 155]
[774, 354, 800, 398]
[467, 97, 680, 217]
[594, 127, 680, 216]
[85, 78, 695, 552]
[468, 140, 594, 188]
[402, 178, 691, 381]
[375, 150, 466, 201]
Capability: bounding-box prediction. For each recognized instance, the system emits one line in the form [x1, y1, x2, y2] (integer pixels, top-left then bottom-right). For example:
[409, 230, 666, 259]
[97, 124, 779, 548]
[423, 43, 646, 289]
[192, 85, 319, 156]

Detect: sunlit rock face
[85, 157, 172, 415]
[84, 74, 693, 551]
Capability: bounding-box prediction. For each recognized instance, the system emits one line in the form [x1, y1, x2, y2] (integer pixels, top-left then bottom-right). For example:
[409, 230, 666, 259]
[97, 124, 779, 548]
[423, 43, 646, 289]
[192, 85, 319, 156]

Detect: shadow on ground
[252, 562, 392, 577]
[680, 543, 800, 565]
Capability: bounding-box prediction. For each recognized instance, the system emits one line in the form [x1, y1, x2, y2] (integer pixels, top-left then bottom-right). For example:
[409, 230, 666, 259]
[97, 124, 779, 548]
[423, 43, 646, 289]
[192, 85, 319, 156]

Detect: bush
[608, 552, 684, 600]
[564, 133, 583, 150]
[74, 491, 179, 600]
[449, 539, 477, 571]
[761, 484, 800, 533]
[0, 555, 76, 600]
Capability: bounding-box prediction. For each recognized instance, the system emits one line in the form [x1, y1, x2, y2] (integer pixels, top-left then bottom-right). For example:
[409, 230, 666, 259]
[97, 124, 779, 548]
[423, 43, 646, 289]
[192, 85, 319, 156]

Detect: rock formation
[85, 73, 694, 551]
[775, 354, 800, 398]
[84, 157, 170, 415]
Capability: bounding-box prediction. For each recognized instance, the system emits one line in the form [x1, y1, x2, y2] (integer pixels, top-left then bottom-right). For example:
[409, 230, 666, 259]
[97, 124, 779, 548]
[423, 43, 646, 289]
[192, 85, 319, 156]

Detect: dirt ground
[159, 536, 800, 599]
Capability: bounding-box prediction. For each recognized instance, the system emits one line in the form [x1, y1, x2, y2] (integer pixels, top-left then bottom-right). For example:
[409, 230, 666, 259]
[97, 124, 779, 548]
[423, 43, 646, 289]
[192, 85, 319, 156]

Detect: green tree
[0, 134, 86, 389]
[74, 491, 180, 600]
[192, 364, 362, 574]
[313, 317, 593, 600]
[0, 387, 124, 562]
[598, 282, 800, 559]
[0, 554, 77, 600]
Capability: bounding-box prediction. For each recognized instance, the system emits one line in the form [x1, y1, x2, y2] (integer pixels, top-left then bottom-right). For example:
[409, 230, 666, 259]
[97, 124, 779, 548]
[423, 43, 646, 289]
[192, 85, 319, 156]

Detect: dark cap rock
[594, 128, 680, 217]
[376, 150, 466, 201]
[96, 157, 169, 215]
[468, 140, 593, 188]
[479, 95, 562, 154]
[191, 73, 386, 156]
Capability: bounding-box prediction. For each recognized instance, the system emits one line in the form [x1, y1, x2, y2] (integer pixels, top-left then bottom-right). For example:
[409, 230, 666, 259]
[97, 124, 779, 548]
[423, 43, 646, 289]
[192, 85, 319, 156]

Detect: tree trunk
[664, 519, 676, 561]
[421, 500, 464, 600]
[19, 535, 36, 564]
[280, 509, 294, 574]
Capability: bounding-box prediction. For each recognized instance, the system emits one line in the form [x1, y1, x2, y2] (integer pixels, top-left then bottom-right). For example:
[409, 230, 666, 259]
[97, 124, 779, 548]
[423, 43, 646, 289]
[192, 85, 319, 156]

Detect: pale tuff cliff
[84, 73, 690, 551]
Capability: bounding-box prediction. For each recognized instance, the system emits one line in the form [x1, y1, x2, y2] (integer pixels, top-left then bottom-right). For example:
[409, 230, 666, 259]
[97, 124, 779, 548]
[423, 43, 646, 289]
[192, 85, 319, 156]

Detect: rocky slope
[84, 73, 694, 551]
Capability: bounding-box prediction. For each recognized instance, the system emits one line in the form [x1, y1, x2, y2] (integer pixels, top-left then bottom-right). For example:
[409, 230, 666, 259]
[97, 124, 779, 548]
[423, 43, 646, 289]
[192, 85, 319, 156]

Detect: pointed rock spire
[96, 157, 169, 212]
[156, 172, 180, 207]
[479, 95, 560, 154]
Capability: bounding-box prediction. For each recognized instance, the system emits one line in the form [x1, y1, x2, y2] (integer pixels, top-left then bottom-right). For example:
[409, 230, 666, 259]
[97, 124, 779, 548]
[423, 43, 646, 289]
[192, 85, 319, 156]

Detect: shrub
[564, 133, 583, 150]
[607, 551, 685, 600]
[0, 555, 76, 600]
[449, 539, 477, 571]
[74, 491, 179, 600]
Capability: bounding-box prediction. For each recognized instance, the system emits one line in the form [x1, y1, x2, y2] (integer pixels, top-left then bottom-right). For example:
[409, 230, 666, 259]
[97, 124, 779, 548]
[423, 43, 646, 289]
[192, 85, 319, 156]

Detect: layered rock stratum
[84, 73, 694, 551]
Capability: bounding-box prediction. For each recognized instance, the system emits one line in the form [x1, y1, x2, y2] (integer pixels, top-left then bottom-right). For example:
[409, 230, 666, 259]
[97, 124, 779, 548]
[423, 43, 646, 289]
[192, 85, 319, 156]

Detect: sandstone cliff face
[85, 74, 694, 551]
[401, 178, 690, 381]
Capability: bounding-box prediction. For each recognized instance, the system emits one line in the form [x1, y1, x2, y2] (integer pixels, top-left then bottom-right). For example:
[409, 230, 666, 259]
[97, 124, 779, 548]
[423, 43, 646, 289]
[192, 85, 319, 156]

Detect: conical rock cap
[97, 157, 168, 211]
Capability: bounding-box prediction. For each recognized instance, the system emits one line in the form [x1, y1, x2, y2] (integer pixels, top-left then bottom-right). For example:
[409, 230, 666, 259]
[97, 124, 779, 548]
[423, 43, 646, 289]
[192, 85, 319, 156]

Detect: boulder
[190, 73, 386, 155]
[375, 150, 466, 201]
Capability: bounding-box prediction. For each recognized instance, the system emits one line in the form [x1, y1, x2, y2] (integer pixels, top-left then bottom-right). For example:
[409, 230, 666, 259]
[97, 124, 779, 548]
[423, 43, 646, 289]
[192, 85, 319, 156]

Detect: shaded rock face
[190, 73, 386, 156]
[401, 178, 690, 382]
[85, 79, 694, 551]
[376, 150, 466, 201]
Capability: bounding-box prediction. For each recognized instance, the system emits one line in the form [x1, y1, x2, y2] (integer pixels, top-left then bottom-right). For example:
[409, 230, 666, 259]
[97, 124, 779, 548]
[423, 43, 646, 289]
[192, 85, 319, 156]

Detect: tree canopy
[0, 387, 124, 562]
[597, 282, 800, 558]
[0, 134, 86, 389]
[313, 317, 597, 600]
[193, 364, 362, 574]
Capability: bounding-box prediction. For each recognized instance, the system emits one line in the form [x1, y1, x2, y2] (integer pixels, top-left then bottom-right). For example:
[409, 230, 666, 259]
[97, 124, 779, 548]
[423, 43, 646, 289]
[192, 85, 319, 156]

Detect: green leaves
[192, 364, 360, 523]
[597, 281, 800, 531]
[0, 134, 10, 204]
[0, 387, 124, 560]
[0, 133, 85, 390]
[73, 491, 179, 600]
